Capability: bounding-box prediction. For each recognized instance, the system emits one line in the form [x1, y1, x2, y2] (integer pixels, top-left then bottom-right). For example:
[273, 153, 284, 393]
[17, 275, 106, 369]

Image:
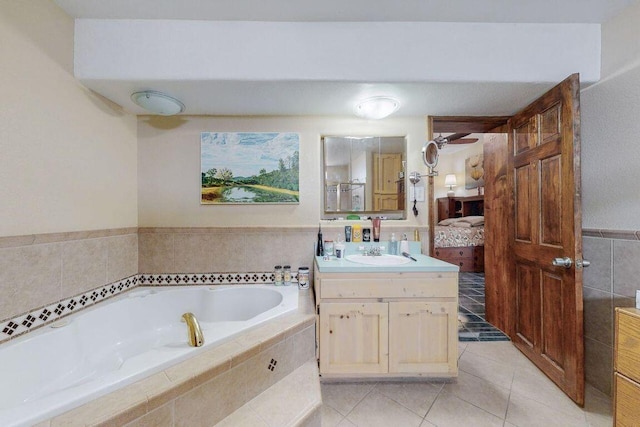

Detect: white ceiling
[54, 0, 637, 118]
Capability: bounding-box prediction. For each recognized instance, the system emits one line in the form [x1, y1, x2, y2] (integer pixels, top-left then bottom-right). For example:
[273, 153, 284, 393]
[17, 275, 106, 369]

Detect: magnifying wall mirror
[322, 136, 407, 220]
[422, 140, 439, 176]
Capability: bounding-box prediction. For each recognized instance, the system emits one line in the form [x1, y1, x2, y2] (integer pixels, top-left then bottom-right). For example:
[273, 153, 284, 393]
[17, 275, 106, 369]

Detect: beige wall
[137, 115, 429, 228]
[0, 0, 138, 237]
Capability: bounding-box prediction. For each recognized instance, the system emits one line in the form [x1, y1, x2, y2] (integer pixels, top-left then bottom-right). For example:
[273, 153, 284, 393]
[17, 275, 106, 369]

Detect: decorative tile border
[0, 275, 138, 345]
[138, 271, 297, 286]
[0, 271, 293, 346]
[583, 228, 640, 240]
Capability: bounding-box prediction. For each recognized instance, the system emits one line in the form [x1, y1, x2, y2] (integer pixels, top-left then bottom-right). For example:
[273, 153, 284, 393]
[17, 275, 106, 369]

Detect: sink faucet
[181, 312, 204, 347]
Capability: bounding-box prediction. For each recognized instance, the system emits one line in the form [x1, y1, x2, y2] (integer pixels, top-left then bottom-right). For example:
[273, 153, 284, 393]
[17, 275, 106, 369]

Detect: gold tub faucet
[181, 312, 204, 347]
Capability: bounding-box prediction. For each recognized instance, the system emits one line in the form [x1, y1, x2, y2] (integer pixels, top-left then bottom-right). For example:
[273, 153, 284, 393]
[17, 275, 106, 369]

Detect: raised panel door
[319, 302, 389, 375]
[388, 301, 457, 374]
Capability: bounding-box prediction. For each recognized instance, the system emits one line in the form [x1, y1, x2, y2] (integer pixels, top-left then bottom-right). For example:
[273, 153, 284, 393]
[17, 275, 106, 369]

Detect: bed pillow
[438, 218, 458, 226]
[455, 216, 485, 227]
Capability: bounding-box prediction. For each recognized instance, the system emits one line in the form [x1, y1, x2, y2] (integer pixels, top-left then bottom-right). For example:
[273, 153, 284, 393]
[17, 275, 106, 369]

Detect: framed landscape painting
[201, 132, 300, 204]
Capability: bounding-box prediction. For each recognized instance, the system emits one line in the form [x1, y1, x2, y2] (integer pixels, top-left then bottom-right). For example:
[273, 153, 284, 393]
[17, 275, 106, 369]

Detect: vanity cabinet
[614, 307, 640, 425]
[314, 268, 458, 378]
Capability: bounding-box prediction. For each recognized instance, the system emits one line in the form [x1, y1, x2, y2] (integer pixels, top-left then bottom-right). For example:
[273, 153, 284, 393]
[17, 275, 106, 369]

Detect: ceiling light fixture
[131, 90, 185, 115]
[355, 96, 400, 120]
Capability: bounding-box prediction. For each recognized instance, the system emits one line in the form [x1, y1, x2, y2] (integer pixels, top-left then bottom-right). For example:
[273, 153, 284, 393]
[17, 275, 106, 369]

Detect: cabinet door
[319, 302, 388, 375]
[388, 301, 458, 374]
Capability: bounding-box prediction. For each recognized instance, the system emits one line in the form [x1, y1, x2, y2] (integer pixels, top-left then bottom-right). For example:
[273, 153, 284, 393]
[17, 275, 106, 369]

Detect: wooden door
[388, 301, 457, 374]
[507, 74, 584, 405]
[318, 302, 388, 375]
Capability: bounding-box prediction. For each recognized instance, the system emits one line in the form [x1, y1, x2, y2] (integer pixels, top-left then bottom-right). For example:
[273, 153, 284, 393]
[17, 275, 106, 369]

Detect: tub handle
[181, 312, 204, 347]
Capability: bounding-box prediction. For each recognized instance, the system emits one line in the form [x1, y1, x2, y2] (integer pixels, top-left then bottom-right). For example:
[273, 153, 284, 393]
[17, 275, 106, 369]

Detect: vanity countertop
[314, 242, 459, 273]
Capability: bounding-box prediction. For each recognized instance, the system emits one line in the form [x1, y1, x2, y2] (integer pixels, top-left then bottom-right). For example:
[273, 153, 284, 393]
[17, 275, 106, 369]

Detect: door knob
[552, 257, 573, 268]
[552, 257, 591, 269]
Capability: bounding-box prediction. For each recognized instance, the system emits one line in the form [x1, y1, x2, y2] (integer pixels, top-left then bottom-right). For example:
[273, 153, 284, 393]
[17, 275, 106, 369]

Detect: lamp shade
[444, 174, 457, 187]
[355, 96, 400, 119]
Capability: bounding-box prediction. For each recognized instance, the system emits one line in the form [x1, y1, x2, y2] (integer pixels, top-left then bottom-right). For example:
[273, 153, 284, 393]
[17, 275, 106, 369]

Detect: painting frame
[465, 154, 485, 190]
[201, 132, 300, 205]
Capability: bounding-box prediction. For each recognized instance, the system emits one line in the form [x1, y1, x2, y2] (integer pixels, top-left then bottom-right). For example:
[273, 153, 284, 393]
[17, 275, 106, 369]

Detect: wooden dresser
[614, 307, 640, 425]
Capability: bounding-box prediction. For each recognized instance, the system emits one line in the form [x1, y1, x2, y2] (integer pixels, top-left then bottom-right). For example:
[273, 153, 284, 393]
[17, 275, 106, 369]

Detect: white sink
[345, 254, 412, 266]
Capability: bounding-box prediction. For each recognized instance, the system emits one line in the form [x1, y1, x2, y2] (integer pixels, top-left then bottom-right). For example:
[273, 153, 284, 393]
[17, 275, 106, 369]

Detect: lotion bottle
[400, 233, 410, 254]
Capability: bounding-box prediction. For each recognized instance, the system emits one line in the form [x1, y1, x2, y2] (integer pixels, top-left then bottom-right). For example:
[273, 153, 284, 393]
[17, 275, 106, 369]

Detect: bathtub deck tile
[174, 364, 247, 427]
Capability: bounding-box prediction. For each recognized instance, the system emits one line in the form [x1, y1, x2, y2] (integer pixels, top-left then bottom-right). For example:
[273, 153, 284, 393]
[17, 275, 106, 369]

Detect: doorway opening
[427, 116, 509, 339]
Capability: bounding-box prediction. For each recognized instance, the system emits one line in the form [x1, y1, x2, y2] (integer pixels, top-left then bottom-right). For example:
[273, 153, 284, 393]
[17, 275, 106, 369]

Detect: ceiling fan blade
[445, 133, 470, 143]
[448, 138, 479, 145]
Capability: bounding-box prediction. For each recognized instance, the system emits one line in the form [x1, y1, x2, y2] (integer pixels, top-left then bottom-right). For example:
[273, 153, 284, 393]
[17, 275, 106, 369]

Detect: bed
[434, 216, 485, 272]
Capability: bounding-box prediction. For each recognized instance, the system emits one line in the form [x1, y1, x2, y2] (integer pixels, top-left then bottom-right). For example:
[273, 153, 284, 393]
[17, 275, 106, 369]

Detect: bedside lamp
[444, 174, 457, 197]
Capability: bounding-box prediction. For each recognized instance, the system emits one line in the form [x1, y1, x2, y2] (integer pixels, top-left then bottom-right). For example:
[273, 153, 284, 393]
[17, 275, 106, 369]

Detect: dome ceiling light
[355, 96, 399, 120]
[130, 90, 185, 115]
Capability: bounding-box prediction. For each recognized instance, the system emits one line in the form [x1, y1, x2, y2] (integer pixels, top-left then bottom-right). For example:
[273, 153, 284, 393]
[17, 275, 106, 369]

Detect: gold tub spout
[181, 312, 204, 347]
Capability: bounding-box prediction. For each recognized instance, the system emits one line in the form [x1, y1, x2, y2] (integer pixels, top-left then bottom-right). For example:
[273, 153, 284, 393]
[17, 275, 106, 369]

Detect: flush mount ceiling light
[130, 90, 185, 115]
[355, 96, 400, 120]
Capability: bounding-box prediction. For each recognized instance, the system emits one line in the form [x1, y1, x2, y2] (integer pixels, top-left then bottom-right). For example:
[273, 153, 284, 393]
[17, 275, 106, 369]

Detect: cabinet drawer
[615, 373, 640, 426]
[616, 308, 640, 383]
[320, 276, 457, 299]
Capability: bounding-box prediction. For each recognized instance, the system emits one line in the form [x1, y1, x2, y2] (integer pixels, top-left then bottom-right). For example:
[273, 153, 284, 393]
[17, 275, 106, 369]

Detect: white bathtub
[0, 284, 299, 427]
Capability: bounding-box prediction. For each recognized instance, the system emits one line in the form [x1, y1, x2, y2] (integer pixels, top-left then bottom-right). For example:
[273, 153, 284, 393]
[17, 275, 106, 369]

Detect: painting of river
[201, 132, 300, 204]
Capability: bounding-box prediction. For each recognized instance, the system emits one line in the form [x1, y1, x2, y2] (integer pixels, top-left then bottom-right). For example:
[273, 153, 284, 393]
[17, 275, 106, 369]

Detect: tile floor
[320, 341, 613, 427]
[458, 272, 510, 342]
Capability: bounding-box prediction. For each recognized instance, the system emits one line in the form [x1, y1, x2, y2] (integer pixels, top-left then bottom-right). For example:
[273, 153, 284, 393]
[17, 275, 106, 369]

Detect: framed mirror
[322, 136, 407, 220]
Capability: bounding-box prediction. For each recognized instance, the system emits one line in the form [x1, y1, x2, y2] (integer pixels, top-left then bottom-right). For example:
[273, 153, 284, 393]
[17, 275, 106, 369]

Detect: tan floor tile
[425, 391, 503, 427]
[464, 341, 529, 367]
[583, 384, 613, 427]
[336, 418, 357, 427]
[458, 349, 516, 389]
[511, 363, 587, 420]
[345, 390, 424, 427]
[321, 405, 345, 427]
[506, 391, 587, 427]
[443, 369, 510, 418]
[374, 381, 441, 417]
[320, 382, 376, 416]
[419, 420, 437, 427]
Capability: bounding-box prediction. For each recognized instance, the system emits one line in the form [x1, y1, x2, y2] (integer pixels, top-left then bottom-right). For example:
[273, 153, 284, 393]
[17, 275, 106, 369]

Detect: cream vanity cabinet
[314, 266, 459, 378]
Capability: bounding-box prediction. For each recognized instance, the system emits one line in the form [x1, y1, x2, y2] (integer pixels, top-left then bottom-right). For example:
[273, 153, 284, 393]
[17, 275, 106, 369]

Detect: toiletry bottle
[372, 217, 381, 242]
[345, 225, 352, 242]
[283, 265, 291, 286]
[352, 224, 363, 242]
[316, 224, 324, 256]
[400, 233, 410, 254]
[389, 233, 398, 255]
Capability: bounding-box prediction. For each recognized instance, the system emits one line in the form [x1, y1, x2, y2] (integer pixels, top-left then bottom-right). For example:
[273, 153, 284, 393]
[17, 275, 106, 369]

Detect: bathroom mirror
[322, 136, 407, 220]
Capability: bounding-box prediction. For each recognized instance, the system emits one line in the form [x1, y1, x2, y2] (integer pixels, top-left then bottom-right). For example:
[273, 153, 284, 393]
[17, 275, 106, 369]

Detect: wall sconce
[355, 96, 400, 120]
[444, 174, 457, 197]
[131, 90, 185, 115]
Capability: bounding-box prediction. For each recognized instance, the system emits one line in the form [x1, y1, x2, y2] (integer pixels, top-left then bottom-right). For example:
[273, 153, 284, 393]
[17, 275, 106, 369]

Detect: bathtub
[0, 284, 299, 427]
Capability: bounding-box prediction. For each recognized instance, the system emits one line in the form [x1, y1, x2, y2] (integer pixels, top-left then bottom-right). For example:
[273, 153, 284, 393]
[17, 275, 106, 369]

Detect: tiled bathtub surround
[582, 228, 640, 396]
[0, 228, 138, 339]
[0, 274, 138, 344]
[46, 289, 316, 426]
[138, 226, 428, 274]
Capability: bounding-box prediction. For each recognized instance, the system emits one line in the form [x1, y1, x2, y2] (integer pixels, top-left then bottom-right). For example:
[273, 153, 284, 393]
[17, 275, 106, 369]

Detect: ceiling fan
[433, 133, 479, 149]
